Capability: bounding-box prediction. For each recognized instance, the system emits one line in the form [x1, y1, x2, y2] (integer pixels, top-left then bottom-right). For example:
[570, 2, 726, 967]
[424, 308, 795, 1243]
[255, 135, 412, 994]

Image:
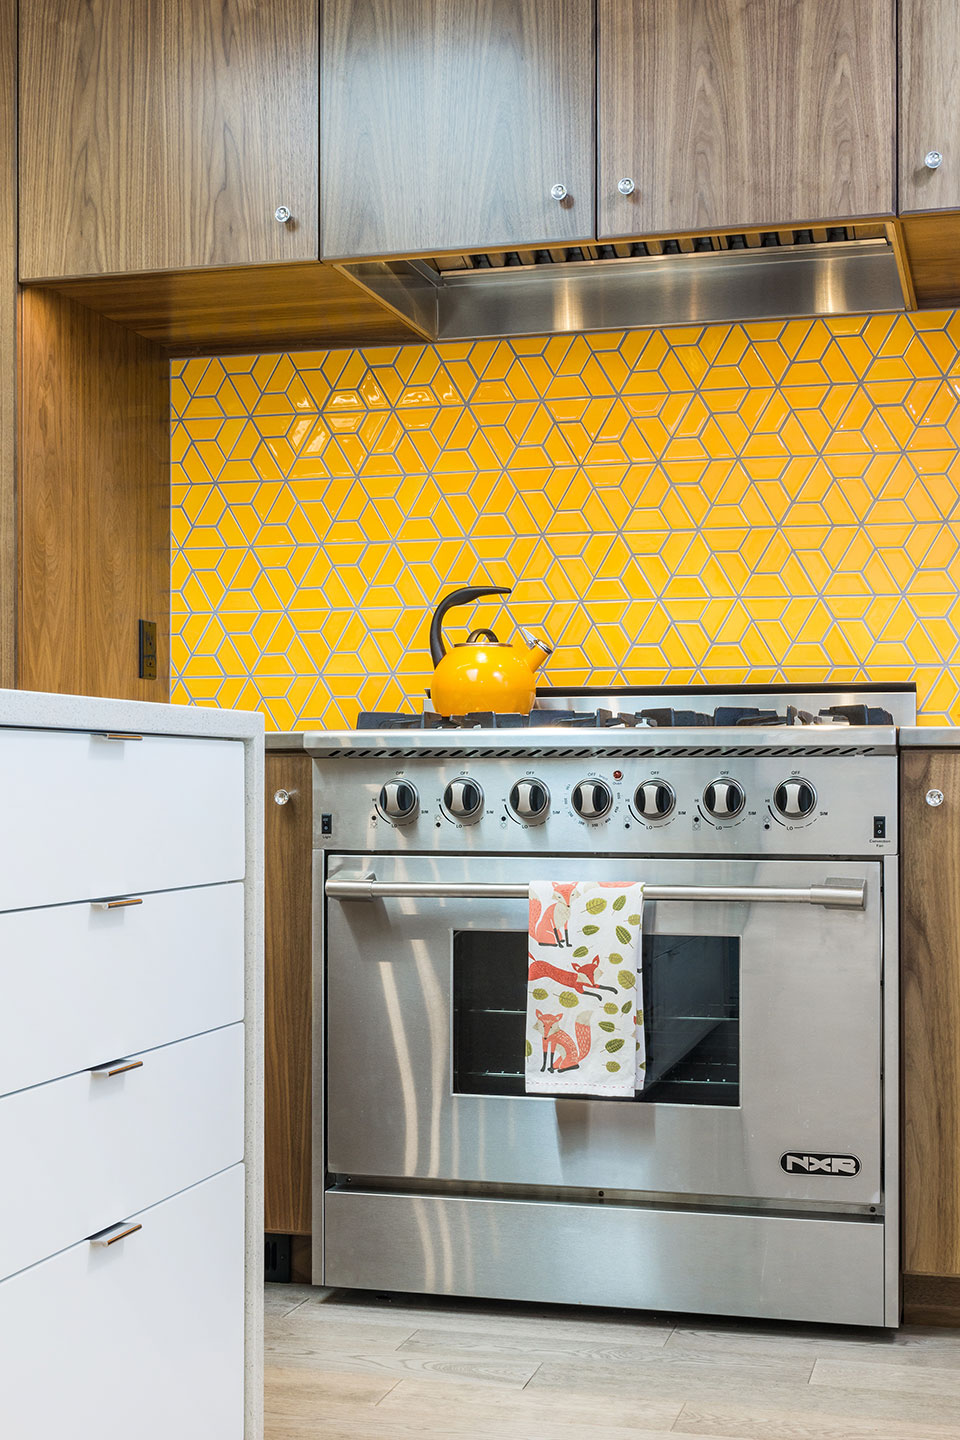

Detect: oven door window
[453, 930, 740, 1105]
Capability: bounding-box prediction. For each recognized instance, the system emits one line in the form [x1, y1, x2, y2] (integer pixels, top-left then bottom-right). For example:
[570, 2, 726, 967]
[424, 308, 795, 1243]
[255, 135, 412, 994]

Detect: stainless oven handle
[325, 877, 866, 909]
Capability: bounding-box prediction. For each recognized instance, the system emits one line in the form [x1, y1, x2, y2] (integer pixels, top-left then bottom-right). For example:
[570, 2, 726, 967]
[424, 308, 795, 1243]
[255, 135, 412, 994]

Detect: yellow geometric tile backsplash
[172, 312, 960, 729]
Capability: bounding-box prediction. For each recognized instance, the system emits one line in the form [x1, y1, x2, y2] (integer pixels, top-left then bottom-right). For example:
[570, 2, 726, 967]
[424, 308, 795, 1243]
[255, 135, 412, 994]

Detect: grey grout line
[372, 1378, 404, 1409]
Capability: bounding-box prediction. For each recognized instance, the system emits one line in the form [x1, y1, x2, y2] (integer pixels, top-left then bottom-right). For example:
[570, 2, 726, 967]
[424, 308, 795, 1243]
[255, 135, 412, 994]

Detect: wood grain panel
[900, 211, 960, 309]
[598, 0, 896, 239]
[899, 0, 960, 214]
[39, 262, 419, 353]
[903, 1273, 960, 1327]
[265, 753, 313, 1237]
[19, 0, 318, 279]
[902, 749, 960, 1277]
[0, 0, 15, 688]
[17, 288, 170, 699]
[321, 0, 595, 260]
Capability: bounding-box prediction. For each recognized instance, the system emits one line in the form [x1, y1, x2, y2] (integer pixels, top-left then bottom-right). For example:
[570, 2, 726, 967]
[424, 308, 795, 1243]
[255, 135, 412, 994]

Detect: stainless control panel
[313, 751, 898, 858]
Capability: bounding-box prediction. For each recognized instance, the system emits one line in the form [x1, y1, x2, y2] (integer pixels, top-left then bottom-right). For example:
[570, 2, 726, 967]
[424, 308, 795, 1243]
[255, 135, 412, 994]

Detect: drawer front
[0, 1165, 244, 1440]
[0, 882, 244, 1096]
[0, 1025, 244, 1282]
[0, 729, 245, 912]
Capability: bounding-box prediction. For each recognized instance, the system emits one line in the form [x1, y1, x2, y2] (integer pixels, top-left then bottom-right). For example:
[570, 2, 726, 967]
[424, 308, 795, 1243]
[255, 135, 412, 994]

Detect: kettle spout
[515, 627, 554, 674]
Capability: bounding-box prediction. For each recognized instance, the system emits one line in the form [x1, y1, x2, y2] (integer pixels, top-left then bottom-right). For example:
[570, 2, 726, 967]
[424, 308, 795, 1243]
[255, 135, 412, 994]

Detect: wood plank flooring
[264, 1284, 960, 1439]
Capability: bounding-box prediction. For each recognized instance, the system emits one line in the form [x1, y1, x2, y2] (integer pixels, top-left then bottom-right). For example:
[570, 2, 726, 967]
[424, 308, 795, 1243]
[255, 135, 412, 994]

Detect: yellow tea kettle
[428, 585, 553, 717]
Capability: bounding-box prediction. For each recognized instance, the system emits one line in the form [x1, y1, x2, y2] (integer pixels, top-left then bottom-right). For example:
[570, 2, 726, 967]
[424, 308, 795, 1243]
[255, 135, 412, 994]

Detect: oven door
[325, 853, 883, 1207]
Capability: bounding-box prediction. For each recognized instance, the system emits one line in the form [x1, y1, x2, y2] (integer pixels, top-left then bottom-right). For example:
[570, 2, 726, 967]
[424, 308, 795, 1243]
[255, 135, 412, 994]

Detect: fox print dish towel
[525, 881, 645, 1098]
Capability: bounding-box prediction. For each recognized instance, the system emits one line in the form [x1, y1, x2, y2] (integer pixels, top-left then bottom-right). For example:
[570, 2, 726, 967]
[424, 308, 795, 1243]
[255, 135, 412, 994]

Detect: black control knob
[703, 778, 745, 818]
[634, 779, 676, 819]
[572, 779, 612, 820]
[509, 779, 550, 823]
[443, 778, 484, 821]
[378, 780, 419, 824]
[774, 778, 817, 819]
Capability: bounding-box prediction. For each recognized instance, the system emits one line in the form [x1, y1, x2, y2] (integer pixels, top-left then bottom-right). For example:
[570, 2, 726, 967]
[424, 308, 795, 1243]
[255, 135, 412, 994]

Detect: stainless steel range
[276, 683, 913, 1328]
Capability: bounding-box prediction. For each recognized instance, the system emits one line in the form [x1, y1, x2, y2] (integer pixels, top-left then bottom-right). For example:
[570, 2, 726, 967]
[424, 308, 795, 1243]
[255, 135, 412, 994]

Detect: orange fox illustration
[534, 1009, 593, 1073]
[527, 953, 617, 1000]
[528, 882, 579, 947]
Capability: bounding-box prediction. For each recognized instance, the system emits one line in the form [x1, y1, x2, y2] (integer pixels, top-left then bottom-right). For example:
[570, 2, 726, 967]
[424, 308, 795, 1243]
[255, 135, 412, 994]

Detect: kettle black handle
[429, 585, 511, 665]
[465, 629, 499, 644]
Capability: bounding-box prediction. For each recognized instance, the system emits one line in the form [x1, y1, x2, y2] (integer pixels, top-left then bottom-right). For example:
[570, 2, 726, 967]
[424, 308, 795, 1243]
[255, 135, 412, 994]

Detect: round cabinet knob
[703, 778, 745, 819]
[509, 778, 550, 823]
[550, 183, 568, 201]
[443, 778, 484, 822]
[925, 151, 943, 170]
[571, 779, 612, 821]
[378, 780, 419, 824]
[617, 177, 636, 195]
[773, 778, 817, 819]
[634, 779, 675, 819]
[273, 788, 292, 806]
[927, 788, 945, 808]
[275, 205, 292, 223]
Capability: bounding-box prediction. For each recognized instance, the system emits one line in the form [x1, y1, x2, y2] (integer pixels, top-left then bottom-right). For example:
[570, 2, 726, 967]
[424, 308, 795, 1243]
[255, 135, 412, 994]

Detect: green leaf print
[572, 945, 588, 958]
[621, 1001, 632, 1014]
[636, 1009, 643, 1025]
[585, 897, 607, 914]
[582, 924, 599, 935]
[605, 1038, 625, 1053]
[558, 991, 579, 1008]
[603, 1002, 619, 1015]
[612, 894, 626, 911]
[532, 987, 548, 1000]
[628, 914, 642, 925]
[599, 1021, 616, 1032]
[607, 952, 623, 966]
[618, 969, 636, 989]
[615, 925, 631, 945]
[606, 1061, 621, 1073]
[525, 1040, 532, 1057]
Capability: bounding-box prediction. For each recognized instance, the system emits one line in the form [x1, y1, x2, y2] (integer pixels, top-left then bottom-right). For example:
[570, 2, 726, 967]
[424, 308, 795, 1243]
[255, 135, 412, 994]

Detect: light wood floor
[264, 1284, 960, 1439]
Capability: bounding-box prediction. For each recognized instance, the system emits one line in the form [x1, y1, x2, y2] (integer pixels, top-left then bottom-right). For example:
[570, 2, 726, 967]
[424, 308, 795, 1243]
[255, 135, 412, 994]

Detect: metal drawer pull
[97, 732, 143, 741]
[90, 1221, 143, 1247]
[91, 897, 144, 911]
[326, 877, 866, 909]
[90, 1059, 144, 1078]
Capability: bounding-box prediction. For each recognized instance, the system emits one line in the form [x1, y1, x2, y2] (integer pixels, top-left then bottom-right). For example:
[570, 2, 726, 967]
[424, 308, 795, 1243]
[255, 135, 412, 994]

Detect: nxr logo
[780, 1151, 861, 1176]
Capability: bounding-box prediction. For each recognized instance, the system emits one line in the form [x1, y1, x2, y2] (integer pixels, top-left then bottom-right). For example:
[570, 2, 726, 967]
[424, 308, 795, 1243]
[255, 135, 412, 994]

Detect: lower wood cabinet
[901, 748, 960, 1281]
[265, 752, 313, 1239]
[0, 1164, 245, 1440]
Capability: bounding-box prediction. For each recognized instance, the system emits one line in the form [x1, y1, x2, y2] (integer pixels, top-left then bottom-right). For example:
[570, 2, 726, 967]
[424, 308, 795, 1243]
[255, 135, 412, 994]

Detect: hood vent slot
[338, 224, 906, 342]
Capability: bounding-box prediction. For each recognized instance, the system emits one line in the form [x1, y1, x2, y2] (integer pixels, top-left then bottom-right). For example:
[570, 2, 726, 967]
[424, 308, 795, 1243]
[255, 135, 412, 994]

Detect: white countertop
[899, 727, 960, 747]
[0, 687, 263, 740]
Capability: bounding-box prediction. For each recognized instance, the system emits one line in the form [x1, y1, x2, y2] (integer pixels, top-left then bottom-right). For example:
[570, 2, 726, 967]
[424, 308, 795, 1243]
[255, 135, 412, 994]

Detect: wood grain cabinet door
[19, 0, 318, 280]
[320, 0, 595, 259]
[598, 0, 896, 239]
[899, 0, 960, 213]
[902, 749, 960, 1278]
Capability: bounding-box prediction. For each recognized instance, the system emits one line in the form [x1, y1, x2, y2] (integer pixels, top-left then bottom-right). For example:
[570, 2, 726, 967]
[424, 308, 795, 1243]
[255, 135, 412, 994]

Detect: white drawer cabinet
[0, 728, 245, 912]
[0, 1025, 244, 1282]
[0, 882, 244, 1096]
[0, 1164, 245, 1440]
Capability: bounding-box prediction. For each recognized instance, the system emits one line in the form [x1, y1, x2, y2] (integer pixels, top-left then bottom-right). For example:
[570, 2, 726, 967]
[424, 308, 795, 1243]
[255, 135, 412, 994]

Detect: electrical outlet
[138, 619, 158, 679]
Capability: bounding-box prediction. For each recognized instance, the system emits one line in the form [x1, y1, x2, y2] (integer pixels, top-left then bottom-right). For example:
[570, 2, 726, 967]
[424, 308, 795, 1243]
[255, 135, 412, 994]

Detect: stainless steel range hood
[337, 230, 906, 342]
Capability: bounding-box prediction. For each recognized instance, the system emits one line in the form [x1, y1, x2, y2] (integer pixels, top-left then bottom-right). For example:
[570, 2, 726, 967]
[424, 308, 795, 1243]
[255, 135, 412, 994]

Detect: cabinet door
[900, 0, 960, 213]
[264, 753, 313, 1236]
[321, 0, 595, 259]
[19, 0, 318, 279]
[902, 750, 960, 1278]
[598, 0, 895, 239]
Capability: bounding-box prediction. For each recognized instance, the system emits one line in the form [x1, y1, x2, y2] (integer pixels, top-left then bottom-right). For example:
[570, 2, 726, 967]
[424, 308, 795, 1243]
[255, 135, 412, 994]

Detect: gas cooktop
[355, 683, 915, 732]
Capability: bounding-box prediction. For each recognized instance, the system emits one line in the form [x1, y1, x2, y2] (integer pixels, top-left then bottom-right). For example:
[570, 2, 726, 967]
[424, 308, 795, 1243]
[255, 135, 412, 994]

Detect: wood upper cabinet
[19, 0, 318, 280]
[320, 0, 595, 260]
[901, 749, 960, 1279]
[598, 0, 896, 240]
[899, 0, 960, 213]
